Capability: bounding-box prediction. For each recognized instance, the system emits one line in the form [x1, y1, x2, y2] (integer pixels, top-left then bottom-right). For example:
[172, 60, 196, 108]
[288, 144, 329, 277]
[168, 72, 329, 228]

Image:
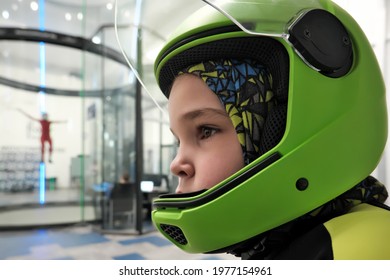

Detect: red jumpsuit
[39, 119, 52, 161]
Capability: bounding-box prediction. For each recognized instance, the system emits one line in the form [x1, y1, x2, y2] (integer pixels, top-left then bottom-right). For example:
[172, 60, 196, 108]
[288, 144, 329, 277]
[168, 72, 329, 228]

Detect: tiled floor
[0, 223, 237, 260]
[0, 188, 238, 260]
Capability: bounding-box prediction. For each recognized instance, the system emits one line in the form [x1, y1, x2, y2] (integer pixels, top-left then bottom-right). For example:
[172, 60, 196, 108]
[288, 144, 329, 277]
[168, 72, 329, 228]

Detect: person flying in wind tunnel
[150, 0, 390, 259]
[17, 109, 67, 163]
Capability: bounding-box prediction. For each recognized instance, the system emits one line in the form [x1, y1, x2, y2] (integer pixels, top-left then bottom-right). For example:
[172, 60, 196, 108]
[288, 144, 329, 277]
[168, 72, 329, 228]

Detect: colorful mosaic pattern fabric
[179, 59, 275, 164]
[310, 176, 389, 218]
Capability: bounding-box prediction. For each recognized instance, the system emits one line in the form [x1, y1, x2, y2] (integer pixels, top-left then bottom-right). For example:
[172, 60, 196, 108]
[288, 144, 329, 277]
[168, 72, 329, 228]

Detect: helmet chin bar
[153, 152, 281, 248]
[153, 152, 281, 209]
[288, 9, 353, 78]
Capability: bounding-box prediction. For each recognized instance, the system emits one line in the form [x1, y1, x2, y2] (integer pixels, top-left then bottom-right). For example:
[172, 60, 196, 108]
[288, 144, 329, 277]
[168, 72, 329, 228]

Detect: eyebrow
[170, 108, 229, 138]
[182, 107, 229, 120]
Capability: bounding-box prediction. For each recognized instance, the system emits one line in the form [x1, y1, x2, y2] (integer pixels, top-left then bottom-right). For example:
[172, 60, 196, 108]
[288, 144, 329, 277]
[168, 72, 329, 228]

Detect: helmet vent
[160, 224, 188, 245]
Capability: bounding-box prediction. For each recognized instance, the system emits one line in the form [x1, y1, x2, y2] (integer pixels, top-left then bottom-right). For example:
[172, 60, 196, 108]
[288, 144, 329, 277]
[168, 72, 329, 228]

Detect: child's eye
[200, 126, 218, 139]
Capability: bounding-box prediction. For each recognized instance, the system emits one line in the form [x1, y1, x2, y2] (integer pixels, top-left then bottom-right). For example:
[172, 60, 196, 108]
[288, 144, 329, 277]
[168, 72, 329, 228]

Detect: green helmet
[152, 0, 387, 254]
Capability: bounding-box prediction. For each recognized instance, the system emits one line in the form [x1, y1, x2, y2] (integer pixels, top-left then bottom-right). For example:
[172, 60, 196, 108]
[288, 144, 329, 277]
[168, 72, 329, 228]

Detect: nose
[170, 148, 195, 189]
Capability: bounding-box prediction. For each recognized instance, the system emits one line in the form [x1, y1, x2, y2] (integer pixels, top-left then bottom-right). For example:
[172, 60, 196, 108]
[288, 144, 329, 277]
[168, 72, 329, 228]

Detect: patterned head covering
[179, 59, 275, 164]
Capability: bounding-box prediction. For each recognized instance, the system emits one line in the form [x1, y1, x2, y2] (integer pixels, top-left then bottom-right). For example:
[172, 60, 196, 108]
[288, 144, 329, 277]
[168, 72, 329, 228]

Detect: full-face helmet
[151, 0, 387, 254]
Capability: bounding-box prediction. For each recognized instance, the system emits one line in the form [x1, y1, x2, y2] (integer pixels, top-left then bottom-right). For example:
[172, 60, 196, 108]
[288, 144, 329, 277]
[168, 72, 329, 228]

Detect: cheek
[197, 145, 244, 189]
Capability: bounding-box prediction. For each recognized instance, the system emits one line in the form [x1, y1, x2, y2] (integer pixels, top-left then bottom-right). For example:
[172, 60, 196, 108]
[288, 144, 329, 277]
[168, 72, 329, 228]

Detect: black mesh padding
[160, 224, 188, 245]
[157, 36, 289, 104]
[260, 104, 288, 155]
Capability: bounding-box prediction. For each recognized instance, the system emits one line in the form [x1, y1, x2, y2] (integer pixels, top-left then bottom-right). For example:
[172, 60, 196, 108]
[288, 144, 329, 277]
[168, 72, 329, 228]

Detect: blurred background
[0, 0, 388, 235]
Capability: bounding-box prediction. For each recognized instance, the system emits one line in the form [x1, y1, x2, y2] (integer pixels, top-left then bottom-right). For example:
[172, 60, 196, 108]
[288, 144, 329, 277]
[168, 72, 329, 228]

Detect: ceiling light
[30, 1, 38, 11]
[77, 12, 83, 21]
[65, 12, 72, 21]
[92, 36, 101, 44]
[2, 10, 10, 19]
[106, 3, 113, 10]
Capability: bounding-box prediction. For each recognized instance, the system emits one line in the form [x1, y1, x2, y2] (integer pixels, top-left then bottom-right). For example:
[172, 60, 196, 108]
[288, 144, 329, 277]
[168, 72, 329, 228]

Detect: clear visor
[114, 0, 206, 118]
[114, 0, 322, 115]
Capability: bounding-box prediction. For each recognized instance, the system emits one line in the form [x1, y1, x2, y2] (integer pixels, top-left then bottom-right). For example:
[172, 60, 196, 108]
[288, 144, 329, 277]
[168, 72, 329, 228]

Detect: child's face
[169, 74, 244, 194]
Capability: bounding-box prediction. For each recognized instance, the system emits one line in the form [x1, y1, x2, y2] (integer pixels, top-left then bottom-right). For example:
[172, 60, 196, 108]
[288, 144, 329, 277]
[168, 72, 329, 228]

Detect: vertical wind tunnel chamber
[0, 0, 175, 232]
